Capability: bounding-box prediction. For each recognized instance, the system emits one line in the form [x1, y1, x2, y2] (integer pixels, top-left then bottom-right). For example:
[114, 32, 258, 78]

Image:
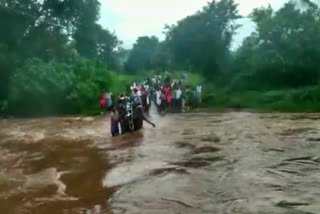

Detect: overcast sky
[98, 0, 286, 49]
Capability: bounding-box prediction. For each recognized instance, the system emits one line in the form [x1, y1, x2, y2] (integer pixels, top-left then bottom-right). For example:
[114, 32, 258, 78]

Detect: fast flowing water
[1, 111, 320, 214]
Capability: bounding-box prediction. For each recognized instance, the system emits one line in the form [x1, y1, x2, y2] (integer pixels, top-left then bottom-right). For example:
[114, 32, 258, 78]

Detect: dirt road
[1, 111, 320, 213]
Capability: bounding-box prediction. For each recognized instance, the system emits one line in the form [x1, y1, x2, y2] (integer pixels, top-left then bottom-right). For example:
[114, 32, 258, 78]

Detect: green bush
[71, 57, 113, 113]
[203, 87, 320, 112]
[110, 73, 134, 96]
[8, 57, 117, 116]
[9, 58, 74, 115]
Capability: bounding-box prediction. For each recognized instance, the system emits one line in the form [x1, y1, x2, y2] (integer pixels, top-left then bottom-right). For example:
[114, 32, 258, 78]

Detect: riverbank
[203, 86, 320, 113]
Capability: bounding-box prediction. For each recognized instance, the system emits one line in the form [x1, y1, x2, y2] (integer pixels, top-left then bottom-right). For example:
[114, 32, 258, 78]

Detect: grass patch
[203, 86, 320, 112]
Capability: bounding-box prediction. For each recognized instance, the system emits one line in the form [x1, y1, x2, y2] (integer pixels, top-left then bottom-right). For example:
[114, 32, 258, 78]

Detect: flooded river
[1, 111, 320, 214]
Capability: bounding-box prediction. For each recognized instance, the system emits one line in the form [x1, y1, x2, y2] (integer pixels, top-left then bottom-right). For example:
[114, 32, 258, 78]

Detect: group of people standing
[105, 85, 155, 137]
[155, 83, 183, 113]
[151, 75, 202, 113]
[100, 73, 202, 137]
[99, 92, 113, 111]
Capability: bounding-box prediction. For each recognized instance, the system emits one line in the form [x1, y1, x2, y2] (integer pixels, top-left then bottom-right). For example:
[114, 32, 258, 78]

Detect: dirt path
[1, 112, 320, 213]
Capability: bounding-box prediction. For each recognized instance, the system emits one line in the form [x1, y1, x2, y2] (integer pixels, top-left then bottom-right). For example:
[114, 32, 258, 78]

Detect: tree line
[125, 0, 320, 92]
[0, 0, 124, 116]
[2, 0, 320, 116]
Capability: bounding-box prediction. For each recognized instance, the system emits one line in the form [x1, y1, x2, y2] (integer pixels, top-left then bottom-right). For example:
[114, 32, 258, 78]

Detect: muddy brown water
[1, 111, 320, 214]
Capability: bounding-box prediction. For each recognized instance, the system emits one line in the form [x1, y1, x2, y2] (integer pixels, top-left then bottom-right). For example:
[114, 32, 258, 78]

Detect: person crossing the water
[110, 107, 120, 136]
[116, 94, 134, 134]
[111, 89, 155, 136]
[132, 88, 142, 106]
[132, 88, 156, 130]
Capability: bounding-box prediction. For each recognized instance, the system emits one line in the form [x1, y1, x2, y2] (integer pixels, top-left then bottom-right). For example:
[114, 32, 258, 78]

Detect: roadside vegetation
[1, 0, 320, 116]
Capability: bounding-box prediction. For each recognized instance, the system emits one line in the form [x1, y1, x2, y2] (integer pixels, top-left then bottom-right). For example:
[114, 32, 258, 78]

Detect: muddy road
[1, 111, 320, 214]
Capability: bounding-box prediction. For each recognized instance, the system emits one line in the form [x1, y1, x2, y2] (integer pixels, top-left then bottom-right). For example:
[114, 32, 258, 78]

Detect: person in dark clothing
[115, 95, 128, 134]
[141, 88, 150, 115]
[134, 105, 155, 130]
[110, 108, 120, 136]
[160, 89, 167, 113]
[131, 88, 156, 130]
[132, 88, 142, 106]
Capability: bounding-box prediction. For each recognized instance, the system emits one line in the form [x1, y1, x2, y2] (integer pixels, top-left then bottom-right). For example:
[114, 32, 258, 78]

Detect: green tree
[232, 1, 320, 89]
[0, 0, 41, 105]
[114, 47, 130, 71]
[0, 44, 17, 105]
[0, 0, 119, 116]
[95, 25, 119, 68]
[125, 36, 159, 73]
[8, 58, 75, 115]
[8, 57, 113, 116]
[166, 0, 241, 81]
[152, 40, 174, 72]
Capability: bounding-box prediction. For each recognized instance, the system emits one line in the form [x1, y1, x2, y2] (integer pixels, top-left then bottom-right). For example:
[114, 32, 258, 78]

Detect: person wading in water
[132, 88, 156, 130]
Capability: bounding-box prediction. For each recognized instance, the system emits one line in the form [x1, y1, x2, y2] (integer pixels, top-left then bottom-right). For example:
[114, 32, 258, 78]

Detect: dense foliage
[166, 0, 241, 81]
[125, 36, 159, 73]
[2, 0, 320, 115]
[125, 0, 320, 111]
[0, 0, 122, 116]
[231, 1, 320, 90]
[125, 0, 242, 81]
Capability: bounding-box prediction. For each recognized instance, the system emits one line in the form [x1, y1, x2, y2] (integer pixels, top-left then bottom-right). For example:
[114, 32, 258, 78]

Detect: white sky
[98, 0, 286, 49]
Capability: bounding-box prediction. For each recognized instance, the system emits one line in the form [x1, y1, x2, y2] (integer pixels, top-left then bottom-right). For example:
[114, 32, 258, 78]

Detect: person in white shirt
[156, 88, 161, 112]
[176, 88, 182, 112]
[176, 88, 182, 99]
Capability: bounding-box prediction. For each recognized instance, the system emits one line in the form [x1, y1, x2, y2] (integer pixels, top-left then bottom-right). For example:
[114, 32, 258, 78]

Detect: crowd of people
[100, 73, 202, 137]
[151, 75, 202, 113]
[99, 92, 113, 111]
[103, 86, 155, 137]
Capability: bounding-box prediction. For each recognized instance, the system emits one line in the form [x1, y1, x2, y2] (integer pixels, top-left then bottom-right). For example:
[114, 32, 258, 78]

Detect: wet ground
[1, 111, 320, 213]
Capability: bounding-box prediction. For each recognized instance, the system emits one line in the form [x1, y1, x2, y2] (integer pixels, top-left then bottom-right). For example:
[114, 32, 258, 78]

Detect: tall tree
[125, 36, 159, 73]
[166, 0, 241, 81]
[243, 1, 320, 88]
[95, 25, 119, 68]
[0, 0, 119, 112]
[73, 0, 100, 58]
[152, 40, 174, 72]
[0, 0, 41, 102]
